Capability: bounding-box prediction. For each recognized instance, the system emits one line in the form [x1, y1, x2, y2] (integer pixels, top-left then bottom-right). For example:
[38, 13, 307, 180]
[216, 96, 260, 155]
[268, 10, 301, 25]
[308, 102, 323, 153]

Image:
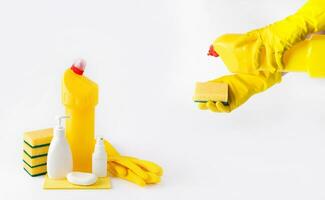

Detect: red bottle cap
[70, 59, 86, 75]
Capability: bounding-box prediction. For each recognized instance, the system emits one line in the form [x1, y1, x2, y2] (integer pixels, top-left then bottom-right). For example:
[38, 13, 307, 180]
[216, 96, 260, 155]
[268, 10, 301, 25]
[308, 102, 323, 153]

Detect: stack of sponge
[23, 128, 53, 177]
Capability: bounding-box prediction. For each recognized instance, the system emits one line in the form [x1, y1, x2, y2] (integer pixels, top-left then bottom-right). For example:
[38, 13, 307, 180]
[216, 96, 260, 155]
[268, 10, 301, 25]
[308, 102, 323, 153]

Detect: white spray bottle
[92, 137, 107, 177]
[47, 116, 72, 179]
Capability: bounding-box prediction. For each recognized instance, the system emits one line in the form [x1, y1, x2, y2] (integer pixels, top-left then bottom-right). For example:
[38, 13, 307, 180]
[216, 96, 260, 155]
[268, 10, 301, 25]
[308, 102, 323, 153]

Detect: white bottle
[92, 137, 107, 177]
[47, 116, 73, 179]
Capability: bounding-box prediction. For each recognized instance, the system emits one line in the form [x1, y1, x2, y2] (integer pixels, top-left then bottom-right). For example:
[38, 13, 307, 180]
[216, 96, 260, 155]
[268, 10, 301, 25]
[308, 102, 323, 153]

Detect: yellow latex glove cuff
[104, 139, 163, 186]
[211, 0, 325, 74]
[198, 72, 282, 113]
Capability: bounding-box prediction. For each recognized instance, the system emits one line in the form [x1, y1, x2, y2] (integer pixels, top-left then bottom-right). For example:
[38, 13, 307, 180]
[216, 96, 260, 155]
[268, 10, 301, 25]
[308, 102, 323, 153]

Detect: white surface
[1, 0, 325, 199]
[67, 172, 97, 186]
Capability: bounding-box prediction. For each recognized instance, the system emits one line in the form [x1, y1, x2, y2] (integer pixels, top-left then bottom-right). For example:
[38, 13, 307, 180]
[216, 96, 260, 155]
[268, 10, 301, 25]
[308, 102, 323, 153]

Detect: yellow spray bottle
[210, 34, 325, 78]
[61, 59, 98, 172]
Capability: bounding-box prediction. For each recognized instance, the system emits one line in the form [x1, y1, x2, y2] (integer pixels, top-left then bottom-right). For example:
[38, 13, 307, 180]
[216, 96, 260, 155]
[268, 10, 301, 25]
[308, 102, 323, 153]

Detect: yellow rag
[43, 175, 111, 190]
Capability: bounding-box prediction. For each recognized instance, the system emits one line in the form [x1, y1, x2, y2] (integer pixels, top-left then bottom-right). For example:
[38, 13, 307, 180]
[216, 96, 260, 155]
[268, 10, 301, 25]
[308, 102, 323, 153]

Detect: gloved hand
[103, 139, 163, 187]
[210, 0, 325, 74]
[198, 72, 282, 113]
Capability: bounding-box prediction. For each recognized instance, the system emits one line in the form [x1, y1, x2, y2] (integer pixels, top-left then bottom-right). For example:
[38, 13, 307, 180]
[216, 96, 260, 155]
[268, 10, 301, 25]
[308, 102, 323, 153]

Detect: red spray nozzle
[207, 45, 219, 57]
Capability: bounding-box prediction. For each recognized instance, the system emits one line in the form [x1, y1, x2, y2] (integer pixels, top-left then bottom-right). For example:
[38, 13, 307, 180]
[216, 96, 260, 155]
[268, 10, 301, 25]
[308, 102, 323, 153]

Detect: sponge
[23, 162, 47, 177]
[23, 143, 49, 157]
[23, 128, 53, 177]
[23, 151, 47, 167]
[23, 128, 53, 148]
[193, 82, 228, 103]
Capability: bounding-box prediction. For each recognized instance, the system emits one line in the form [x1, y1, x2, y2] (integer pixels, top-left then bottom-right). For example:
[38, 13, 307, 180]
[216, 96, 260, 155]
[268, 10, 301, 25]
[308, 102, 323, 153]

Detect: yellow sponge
[23, 128, 52, 177]
[23, 143, 49, 157]
[23, 151, 47, 167]
[23, 128, 53, 148]
[193, 82, 228, 103]
[23, 162, 47, 177]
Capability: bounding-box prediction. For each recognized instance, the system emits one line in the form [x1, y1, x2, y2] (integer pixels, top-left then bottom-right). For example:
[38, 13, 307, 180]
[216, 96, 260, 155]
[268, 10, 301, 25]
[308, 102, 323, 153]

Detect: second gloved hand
[198, 72, 282, 113]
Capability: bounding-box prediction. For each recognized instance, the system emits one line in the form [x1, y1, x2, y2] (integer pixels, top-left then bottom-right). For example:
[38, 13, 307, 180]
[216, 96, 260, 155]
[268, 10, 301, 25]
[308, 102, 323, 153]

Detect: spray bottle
[92, 137, 107, 177]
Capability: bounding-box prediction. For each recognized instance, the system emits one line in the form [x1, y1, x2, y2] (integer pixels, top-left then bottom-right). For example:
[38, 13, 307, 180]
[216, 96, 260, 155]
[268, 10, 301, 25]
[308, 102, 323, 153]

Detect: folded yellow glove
[198, 72, 282, 113]
[211, 0, 325, 74]
[103, 140, 163, 187]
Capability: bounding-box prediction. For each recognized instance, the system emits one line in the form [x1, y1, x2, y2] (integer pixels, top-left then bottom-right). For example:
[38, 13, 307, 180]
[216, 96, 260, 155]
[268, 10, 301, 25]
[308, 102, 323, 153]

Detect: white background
[1, 0, 325, 199]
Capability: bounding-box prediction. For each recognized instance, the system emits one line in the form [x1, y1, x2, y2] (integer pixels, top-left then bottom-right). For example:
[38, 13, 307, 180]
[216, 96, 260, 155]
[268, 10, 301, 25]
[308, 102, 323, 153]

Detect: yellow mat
[43, 175, 111, 190]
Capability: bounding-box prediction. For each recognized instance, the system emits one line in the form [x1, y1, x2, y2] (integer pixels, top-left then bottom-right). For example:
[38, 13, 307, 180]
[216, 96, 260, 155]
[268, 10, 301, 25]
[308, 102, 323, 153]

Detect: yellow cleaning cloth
[23, 151, 47, 167]
[43, 175, 111, 189]
[23, 162, 47, 177]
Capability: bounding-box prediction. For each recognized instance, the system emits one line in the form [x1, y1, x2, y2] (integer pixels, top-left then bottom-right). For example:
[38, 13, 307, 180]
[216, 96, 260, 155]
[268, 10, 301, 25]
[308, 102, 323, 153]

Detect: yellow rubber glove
[198, 72, 282, 113]
[210, 0, 325, 74]
[103, 139, 163, 187]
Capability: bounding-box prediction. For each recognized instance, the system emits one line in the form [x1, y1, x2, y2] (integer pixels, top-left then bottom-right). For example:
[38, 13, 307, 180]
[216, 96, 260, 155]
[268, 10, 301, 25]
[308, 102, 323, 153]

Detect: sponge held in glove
[193, 82, 228, 103]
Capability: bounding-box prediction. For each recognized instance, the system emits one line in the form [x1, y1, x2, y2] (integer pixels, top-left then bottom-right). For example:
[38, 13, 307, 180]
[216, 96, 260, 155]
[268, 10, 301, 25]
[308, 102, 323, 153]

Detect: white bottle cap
[94, 137, 104, 151]
[73, 58, 86, 71]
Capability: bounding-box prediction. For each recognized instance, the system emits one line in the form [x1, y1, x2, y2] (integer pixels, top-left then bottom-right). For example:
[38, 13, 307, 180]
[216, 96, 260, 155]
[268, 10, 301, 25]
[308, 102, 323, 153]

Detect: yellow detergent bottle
[62, 59, 98, 172]
[211, 34, 325, 78]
